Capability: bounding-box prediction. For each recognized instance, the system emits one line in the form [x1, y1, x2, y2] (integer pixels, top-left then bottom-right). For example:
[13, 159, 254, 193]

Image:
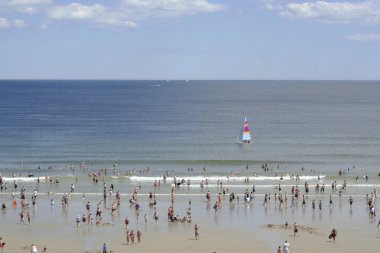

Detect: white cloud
[277, 0, 380, 23]
[47, 3, 138, 29]
[0, 17, 11, 28]
[13, 18, 26, 27]
[0, 0, 52, 15]
[16, 6, 38, 14]
[0, 17, 26, 28]
[97, 16, 139, 29]
[261, 0, 283, 10]
[48, 3, 106, 20]
[40, 22, 48, 29]
[46, 1, 225, 29]
[347, 33, 380, 41]
[122, 0, 226, 18]
[1, 0, 226, 30]
[7, 0, 52, 6]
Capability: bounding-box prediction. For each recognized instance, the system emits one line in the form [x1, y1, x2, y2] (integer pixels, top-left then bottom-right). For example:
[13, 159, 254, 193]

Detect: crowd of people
[0, 164, 379, 252]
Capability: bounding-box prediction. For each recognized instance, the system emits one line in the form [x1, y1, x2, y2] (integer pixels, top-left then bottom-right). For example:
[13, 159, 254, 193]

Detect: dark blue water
[1, 80, 380, 174]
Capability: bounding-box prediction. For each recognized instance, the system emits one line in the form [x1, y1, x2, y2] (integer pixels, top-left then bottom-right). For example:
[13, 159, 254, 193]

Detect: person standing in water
[293, 222, 298, 236]
[329, 195, 334, 208]
[137, 230, 142, 243]
[194, 224, 199, 240]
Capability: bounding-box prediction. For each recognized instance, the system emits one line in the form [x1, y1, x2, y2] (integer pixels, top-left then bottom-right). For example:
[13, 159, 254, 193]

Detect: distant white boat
[237, 116, 252, 144]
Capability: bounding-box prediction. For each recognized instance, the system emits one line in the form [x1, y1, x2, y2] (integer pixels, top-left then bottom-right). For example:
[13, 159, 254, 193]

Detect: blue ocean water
[0, 80, 380, 175]
[2, 81, 380, 253]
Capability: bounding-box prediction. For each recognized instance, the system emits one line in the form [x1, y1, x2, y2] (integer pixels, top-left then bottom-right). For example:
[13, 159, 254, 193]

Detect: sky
[0, 0, 379, 80]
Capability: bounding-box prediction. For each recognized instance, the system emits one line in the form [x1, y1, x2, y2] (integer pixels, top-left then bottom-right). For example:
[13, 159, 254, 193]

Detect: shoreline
[1, 164, 379, 253]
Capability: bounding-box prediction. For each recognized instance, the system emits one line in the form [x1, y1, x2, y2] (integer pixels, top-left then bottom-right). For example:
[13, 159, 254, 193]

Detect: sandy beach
[265, 221, 380, 253]
[1, 226, 271, 253]
[0, 177, 379, 253]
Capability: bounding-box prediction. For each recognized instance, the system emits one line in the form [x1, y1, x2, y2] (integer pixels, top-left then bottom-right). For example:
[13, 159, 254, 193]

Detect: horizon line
[1, 79, 380, 82]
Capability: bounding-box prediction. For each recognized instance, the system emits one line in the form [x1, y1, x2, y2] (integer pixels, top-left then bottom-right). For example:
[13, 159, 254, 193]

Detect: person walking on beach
[76, 214, 81, 228]
[27, 211, 32, 224]
[124, 217, 129, 228]
[329, 195, 334, 208]
[31, 244, 38, 253]
[293, 222, 298, 236]
[194, 224, 200, 240]
[277, 246, 282, 253]
[131, 230, 135, 244]
[137, 229, 142, 243]
[283, 240, 290, 253]
[329, 228, 337, 242]
[290, 197, 295, 209]
[349, 196, 353, 208]
[154, 210, 159, 222]
[126, 230, 130, 245]
[20, 211, 25, 224]
[213, 202, 219, 214]
[102, 243, 107, 253]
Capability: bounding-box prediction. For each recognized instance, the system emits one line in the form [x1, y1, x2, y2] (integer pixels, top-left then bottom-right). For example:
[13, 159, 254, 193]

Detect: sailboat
[237, 116, 252, 144]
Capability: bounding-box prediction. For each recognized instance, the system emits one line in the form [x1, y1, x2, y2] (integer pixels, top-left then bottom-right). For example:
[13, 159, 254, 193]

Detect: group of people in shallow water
[0, 164, 379, 253]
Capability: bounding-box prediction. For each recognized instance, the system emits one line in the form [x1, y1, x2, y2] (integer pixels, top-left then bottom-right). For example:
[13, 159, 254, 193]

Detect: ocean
[0, 80, 379, 194]
[1, 80, 379, 252]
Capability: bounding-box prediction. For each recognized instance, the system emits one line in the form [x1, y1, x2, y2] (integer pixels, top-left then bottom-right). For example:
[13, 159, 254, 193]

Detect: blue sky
[0, 0, 379, 80]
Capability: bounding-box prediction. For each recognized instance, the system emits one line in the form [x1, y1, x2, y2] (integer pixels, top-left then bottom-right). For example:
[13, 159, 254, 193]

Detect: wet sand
[0, 173, 379, 253]
[265, 222, 380, 253]
[1, 223, 269, 253]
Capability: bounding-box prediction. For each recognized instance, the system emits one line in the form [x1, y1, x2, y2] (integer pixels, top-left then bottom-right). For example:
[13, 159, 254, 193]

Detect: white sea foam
[127, 175, 325, 182]
[1, 177, 38, 182]
[172, 183, 380, 189]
